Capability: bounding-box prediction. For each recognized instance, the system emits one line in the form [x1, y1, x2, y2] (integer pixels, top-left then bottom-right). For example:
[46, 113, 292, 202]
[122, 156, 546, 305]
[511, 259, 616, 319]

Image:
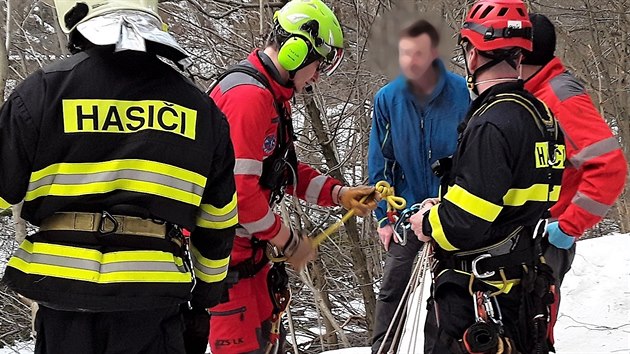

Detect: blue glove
[546, 221, 576, 249]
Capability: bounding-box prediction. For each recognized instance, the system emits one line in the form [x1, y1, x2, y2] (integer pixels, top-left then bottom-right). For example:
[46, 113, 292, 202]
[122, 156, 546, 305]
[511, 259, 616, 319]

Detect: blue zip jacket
[368, 60, 470, 227]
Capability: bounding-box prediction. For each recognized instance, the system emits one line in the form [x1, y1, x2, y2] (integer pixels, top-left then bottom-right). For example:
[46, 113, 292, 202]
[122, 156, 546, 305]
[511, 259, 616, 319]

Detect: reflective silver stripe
[305, 175, 329, 204]
[198, 207, 238, 224]
[235, 227, 252, 239]
[569, 137, 620, 168]
[27, 169, 204, 197]
[13, 248, 187, 273]
[549, 72, 585, 101]
[190, 253, 229, 277]
[572, 191, 612, 217]
[234, 159, 263, 176]
[240, 208, 276, 234]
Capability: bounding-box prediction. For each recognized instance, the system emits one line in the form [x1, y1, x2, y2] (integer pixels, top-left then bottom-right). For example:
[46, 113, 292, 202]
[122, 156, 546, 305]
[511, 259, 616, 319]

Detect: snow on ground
[323, 233, 630, 354]
[2, 234, 628, 354]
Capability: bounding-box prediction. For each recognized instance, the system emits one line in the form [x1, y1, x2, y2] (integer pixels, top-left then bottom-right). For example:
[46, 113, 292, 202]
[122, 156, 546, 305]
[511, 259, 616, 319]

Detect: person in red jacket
[204, 1, 378, 353]
[522, 13, 627, 344]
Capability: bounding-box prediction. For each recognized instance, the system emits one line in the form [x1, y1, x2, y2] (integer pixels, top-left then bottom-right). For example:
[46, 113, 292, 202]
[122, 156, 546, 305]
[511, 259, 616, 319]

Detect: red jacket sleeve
[215, 85, 282, 241]
[551, 93, 627, 237]
[286, 162, 341, 206]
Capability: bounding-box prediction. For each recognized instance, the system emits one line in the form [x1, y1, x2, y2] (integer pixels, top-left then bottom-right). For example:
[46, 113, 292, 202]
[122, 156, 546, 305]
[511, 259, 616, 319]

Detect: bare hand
[409, 198, 439, 242]
[377, 224, 395, 251]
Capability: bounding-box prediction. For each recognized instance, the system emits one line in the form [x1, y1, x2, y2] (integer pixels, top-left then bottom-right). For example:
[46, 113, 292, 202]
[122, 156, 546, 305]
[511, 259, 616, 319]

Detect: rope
[312, 181, 405, 247]
[376, 243, 433, 354]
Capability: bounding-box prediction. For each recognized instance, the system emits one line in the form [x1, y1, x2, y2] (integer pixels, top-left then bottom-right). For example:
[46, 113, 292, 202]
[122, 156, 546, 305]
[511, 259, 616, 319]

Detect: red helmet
[460, 0, 532, 52]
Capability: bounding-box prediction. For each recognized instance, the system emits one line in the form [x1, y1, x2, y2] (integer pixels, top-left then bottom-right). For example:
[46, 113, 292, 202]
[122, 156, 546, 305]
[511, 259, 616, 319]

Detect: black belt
[437, 225, 544, 281]
[231, 252, 270, 279]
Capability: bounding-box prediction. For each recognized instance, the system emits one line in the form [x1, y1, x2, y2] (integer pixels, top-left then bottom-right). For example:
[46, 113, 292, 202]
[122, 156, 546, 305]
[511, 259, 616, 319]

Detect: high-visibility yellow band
[549, 185, 561, 202]
[26, 179, 202, 206]
[444, 185, 502, 222]
[503, 184, 561, 206]
[0, 197, 9, 210]
[8, 241, 190, 284]
[30, 159, 206, 187]
[19, 241, 184, 265]
[25, 159, 207, 206]
[8, 258, 191, 283]
[196, 193, 239, 229]
[189, 245, 230, 284]
[428, 204, 459, 251]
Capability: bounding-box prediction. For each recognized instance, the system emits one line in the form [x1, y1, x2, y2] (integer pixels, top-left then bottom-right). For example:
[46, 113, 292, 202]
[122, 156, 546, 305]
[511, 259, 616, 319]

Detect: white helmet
[54, 0, 160, 33]
[53, 1, 191, 69]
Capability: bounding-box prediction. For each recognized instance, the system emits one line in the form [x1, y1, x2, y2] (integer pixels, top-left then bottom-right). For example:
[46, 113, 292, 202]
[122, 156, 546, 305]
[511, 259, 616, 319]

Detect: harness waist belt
[40, 212, 168, 239]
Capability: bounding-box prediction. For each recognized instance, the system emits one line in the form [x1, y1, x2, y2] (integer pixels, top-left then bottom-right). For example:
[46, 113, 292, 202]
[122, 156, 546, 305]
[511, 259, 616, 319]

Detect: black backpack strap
[206, 64, 274, 96]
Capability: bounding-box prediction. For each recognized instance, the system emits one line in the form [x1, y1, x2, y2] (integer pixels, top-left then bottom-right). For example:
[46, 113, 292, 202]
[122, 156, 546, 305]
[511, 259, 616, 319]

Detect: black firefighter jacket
[0, 48, 237, 311]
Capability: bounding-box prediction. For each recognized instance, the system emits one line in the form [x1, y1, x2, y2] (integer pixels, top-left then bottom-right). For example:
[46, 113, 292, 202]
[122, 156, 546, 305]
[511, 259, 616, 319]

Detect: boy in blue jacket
[368, 19, 470, 353]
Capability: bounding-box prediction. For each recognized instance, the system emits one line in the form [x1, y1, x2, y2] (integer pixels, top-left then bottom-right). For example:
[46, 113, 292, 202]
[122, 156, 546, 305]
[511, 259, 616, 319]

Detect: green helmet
[54, 0, 160, 33]
[274, 0, 344, 75]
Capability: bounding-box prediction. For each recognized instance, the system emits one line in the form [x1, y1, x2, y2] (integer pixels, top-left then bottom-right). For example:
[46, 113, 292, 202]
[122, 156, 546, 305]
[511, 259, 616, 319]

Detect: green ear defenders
[277, 36, 311, 72]
[276, 19, 324, 73]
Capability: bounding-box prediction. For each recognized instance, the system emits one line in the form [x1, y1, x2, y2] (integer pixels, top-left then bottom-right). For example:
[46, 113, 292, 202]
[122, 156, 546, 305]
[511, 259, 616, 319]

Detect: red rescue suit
[525, 57, 627, 237]
[208, 49, 341, 353]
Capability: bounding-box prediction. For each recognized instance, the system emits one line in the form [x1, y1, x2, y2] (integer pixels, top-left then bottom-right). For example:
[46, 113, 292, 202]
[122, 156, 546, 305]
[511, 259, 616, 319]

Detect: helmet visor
[317, 46, 344, 76]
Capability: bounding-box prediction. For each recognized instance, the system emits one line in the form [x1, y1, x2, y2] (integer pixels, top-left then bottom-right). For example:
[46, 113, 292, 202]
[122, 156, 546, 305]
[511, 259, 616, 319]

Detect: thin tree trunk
[304, 94, 377, 336]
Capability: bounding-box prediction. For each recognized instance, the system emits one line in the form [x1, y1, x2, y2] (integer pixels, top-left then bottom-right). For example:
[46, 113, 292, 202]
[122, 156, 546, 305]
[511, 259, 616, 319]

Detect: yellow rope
[312, 181, 406, 247]
[268, 181, 407, 262]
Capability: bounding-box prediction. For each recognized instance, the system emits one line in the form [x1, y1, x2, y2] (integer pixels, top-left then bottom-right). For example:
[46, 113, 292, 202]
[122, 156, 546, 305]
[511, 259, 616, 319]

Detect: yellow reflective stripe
[30, 159, 205, 186]
[8, 241, 190, 284]
[27, 180, 201, 206]
[503, 184, 561, 206]
[19, 241, 184, 264]
[189, 245, 229, 283]
[8, 258, 190, 283]
[428, 204, 459, 251]
[444, 185, 502, 222]
[549, 185, 561, 202]
[196, 193, 238, 229]
[0, 197, 9, 210]
[25, 159, 207, 206]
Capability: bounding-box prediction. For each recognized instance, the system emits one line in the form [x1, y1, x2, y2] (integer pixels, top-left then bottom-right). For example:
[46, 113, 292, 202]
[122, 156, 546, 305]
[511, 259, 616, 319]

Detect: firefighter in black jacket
[0, 1, 237, 353]
[409, 0, 565, 353]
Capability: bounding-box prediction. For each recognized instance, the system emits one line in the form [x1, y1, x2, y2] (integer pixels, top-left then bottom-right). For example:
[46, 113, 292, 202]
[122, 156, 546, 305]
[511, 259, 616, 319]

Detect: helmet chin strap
[462, 45, 521, 96]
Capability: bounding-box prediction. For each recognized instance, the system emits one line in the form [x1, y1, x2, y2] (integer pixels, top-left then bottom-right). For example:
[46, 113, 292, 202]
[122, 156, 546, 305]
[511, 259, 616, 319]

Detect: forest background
[0, 0, 627, 352]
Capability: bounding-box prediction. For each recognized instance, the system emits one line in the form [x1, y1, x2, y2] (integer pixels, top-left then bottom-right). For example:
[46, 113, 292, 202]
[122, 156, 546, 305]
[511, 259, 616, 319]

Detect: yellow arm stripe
[503, 184, 562, 206]
[196, 193, 239, 229]
[444, 185, 502, 222]
[428, 204, 459, 251]
[0, 197, 9, 210]
[189, 245, 230, 284]
[200, 192, 237, 216]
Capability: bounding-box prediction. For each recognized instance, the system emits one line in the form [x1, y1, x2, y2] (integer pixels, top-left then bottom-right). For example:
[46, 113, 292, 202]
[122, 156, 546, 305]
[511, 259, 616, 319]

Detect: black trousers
[371, 234, 424, 354]
[34, 305, 185, 354]
[182, 305, 210, 354]
[424, 282, 527, 354]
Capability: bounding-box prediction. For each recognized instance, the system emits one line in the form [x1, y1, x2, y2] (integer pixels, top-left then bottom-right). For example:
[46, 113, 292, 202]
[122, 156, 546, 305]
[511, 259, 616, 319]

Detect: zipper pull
[429, 149, 432, 160]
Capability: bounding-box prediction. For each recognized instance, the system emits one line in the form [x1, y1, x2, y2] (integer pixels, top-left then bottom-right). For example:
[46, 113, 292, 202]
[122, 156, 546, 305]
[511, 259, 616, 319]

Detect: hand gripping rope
[268, 181, 407, 263]
[311, 181, 406, 247]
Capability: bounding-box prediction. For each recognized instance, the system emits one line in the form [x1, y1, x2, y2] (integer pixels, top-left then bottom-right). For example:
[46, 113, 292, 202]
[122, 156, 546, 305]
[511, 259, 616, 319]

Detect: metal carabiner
[471, 253, 495, 279]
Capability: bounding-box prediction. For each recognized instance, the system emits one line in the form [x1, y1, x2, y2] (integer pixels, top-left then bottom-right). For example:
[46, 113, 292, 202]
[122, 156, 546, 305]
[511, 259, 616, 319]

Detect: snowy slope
[2, 234, 629, 354]
[323, 233, 630, 354]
